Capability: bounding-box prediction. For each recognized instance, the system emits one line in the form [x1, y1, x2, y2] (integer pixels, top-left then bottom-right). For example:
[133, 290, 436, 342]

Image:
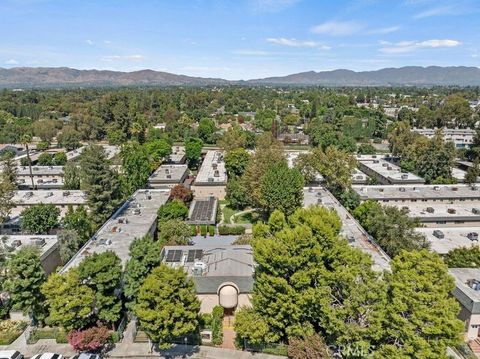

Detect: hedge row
[218, 225, 246, 235]
[211, 305, 223, 346]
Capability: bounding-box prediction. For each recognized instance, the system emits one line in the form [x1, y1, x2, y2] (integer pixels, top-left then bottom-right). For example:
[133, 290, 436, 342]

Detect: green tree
[42, 269, 94, 331]
[242, 133, 285, 207]
[218, 125, 247, 152]
[34, 119, 57, 143]
[134, 264, 200, 348]
[158, 219, 191, 246]
[21, 203, 60, 234]
[197, 118, 217, 144]
[250, 207, 385, 348]
[1, 153, 18, 185]
[185, 137, 203, 168]
[313, 146, 357, 194]
[444, 246, 480, 268]
[226, 176, 250, 209]
[37, 153, 53, 166]
[80, 144, 122, 226]
[418, 130, 455, 183]
[377, 250, 463, 358]
[145, 139, 172, 164]
[353, 201, 428, 257]
[57, 126, 81, 150]
[4, 247, 46, 319]
[57, 229, 84, 264]
[63, 162, 81, 190]
[120, 142, 151, 195]
[157, 200, 189, 222]
[62, 205, 93, 241]
[466, 159, 480, 185]
[0, 175, 16, 223]
[53, 152, 67, 165]
[259, 161, 304, 216]
[124, 235, 162, 310]
[234, 307, 270, 346]
[357, 143, 376, 155]
[78, 251, 122, 326]
[224, 148, 250, 177]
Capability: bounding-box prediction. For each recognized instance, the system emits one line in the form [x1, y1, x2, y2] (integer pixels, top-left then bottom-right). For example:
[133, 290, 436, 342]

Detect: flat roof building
[357, 158, 425, 185]
[303, 187, 390, 272]
[192, 150, 227, 200]
[449, 268, 480, 340]
[0, 235, 61, 274]
[11, 190, 87, 217]
[16, 165, 64, 189]
[416, 227, 480, 254]
[62, 189, 170, 271]
[351, 168, 370, 184]
[413, 128, 475, 148]
[161, 244, 254, 313]
[148, 164, 188, 189]
[168, 146, 186, 164]
[353, 184, 480, 203]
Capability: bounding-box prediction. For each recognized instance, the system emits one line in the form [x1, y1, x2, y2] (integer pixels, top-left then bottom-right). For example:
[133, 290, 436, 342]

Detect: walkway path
[221, 316, 235, 349]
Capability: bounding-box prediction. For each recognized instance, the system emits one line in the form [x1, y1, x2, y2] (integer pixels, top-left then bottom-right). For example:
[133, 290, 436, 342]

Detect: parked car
[433, 230, 444, 239]
[0, 350, 23, 359]
[71, 354, 101, 359]
[30, 353, 64, 359]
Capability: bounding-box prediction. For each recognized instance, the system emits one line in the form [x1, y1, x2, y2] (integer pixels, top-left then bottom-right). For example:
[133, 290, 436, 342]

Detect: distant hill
[1, 66, 480, 88]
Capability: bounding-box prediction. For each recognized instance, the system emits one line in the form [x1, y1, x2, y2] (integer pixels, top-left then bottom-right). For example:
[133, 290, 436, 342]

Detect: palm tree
[21, 134, 35, 189]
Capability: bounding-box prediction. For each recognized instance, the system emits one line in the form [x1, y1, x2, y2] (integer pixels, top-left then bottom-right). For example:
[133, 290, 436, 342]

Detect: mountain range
[1, 66, 480, 88]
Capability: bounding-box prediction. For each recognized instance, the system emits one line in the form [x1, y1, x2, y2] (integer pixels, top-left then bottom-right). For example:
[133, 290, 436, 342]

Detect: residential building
[148, 164, 188, 189]
[413, 128, 475, 148]
[62, 189, 170, 271]
[416, 227, 480, 254]
[161, 244, 254, 313]
[186, 197, 218, 226]
[191, 150, 227, 199]
[11, 190, 87, 217]
[356, 156, 425, 185]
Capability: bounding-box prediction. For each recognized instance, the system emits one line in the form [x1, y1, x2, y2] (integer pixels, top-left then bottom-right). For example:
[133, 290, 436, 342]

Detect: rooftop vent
[214, 170, 220, 177]
[447, 208, 456, 214]
[46, 192, 53, 198]
[399, 187, 406, 192]
[31, 237, 46, 247]
[11, 239, 22, 248]
[426, 207, 434, 213]
[401, 174, 408, 180]
[24, 192, 34, 198]
[63, 191, 70, 197]
[467, 279, 480, 291]
[382, 163, 388, 167]
[207, 177, 214, 183]
[452, 187, 459, 191]
[433, 186, 440, 191]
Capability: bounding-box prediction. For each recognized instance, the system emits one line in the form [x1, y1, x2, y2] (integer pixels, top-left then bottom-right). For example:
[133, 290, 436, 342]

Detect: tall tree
[4, 247, 46, 320]
[62, 205, 93, 241]
[78, 251, 122, 326]
[63, 162, 81, 190]
[157, 219, 191, 246]
[124, 235, 162, 310]
[80, 144, 122, 225]
[42, 269, 94, 331]
[21, 203, 60, 234]
[259, 161, 304, 216]
[377, 250, 463, 357]
[134, 264, 200, 348]
[57, 229, 84, 264]
[120, 142, 151, 195]
[444, 246, 480, 268]
[224, 148, 250, 177]
[185, 137, 203, 168]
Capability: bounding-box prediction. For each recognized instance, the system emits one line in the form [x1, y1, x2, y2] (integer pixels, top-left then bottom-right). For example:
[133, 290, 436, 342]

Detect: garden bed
[0, 320, 27, 345]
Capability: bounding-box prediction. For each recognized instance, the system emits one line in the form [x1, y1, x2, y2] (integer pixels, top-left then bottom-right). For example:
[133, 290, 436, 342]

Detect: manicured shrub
[218, 225, 246, 235]
[200, 225, 207, 237]
[191, 225, 197, 236]
[208, 225, 215, 236]
[211, 305, 223, 345]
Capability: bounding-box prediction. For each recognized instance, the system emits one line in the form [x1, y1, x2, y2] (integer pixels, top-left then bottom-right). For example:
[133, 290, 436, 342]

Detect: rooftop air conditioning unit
[373, 160, 379, 163]
[399, 187, 406, 192]
[433, 186, 440, 191]
[63, 191, 70, 196]
[133, 208, 141, 215]
[212, 163, 218, 170]
[382, 163, 388, 167]
[166, 174, 172, 179]
[452, 187, 459, 191]
[208, 177, 214, 183]
[46, 192, 53, 197]
[31, 238, 46, 247]
[447, 208, 456, 214]
[214, 170, 220, 177]
[401, 174, 408, 180]
[473, 208, 480, 214]
[165, 169, 170, 174]
[52, 178, 57, 183]
[426, 207, 434, 213]
[38, 179, 43, 183]
[11, 240, 21, 248]
[402, 206, 409, 212]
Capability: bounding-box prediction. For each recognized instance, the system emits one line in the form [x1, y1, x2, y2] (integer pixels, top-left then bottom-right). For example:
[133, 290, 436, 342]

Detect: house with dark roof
[161, 244, 254, 313]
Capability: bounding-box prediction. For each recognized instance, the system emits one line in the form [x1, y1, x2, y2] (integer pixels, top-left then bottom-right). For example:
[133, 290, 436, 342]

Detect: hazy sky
[1, 0, 479, 79]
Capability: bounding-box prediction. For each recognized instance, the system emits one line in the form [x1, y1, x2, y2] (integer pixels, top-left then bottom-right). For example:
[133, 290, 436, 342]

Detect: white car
[30, 354, 64, 359]
[0, 351, 23, 359]
[71, 354, 101, 359]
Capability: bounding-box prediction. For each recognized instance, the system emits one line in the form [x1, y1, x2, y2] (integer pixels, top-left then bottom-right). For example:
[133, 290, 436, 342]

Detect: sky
[0, 0, 479, 80]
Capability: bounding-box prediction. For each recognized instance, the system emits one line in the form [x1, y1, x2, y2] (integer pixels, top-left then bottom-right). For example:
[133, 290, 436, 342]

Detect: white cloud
[380, 39, 461, 53]
[85, 39, 93, 45]
[101, 54, 145, 62]
[311, 21, 362, 36]
[367, 26, 401, 35]
[250, 0, 301, 13]
[266, 38, 331, 49]
[231, 49, 270, 56]
[103, 40, 112, 44]
[413, 5, 460, 19]
[5, 59, 18, 65]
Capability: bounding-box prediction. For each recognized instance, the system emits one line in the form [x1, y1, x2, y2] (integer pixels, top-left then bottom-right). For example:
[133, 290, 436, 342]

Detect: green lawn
[222, 205, 239, 223]
[233, 211, 261, 225]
